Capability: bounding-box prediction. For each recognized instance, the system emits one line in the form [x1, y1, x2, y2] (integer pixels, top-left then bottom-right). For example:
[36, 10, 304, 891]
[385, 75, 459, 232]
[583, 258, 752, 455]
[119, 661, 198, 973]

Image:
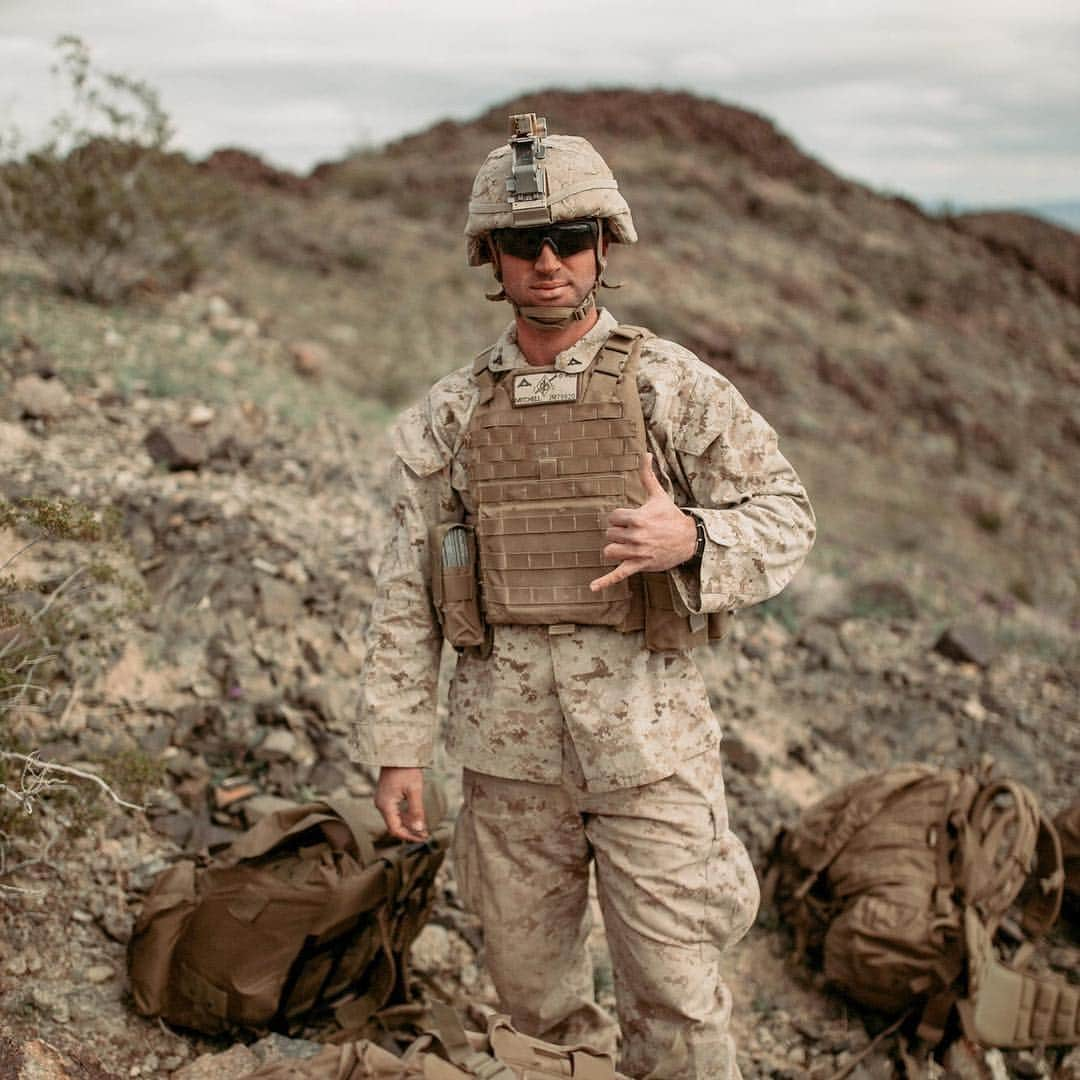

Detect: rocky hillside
[1, 89, 1078, 1078]
[323, 88, 1080, 629]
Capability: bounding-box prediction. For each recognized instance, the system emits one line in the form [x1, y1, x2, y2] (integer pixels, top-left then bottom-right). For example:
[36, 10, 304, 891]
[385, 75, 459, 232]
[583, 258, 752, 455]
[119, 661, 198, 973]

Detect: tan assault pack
[768, 761, 1079, 1048]
[243, 1004, 628, 1080]
[432, 325, 729, 652]
[128, 793, 450, 1036]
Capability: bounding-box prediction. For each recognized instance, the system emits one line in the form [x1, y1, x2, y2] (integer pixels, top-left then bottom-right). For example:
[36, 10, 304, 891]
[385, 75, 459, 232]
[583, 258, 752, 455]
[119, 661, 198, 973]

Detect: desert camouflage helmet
[464, 114, 637, 267]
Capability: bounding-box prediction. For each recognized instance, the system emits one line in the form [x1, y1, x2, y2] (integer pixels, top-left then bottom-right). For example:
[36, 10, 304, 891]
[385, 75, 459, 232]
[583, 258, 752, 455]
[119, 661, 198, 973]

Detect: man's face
[495, 224, 606, 312]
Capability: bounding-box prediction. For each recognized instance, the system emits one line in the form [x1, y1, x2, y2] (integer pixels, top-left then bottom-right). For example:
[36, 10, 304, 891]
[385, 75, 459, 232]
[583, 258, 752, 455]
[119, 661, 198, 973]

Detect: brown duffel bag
[768, 760, 1078, 1048]
[127, 789, 449, 1036]
[241, 1003, 628, 1080]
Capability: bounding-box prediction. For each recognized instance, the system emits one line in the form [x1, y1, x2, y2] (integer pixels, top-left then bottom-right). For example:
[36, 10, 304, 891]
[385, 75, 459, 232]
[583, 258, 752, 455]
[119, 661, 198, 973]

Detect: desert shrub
[0, 35, 239, 304]
[1, 496, 146, 871]
[0, 497, 125, 706]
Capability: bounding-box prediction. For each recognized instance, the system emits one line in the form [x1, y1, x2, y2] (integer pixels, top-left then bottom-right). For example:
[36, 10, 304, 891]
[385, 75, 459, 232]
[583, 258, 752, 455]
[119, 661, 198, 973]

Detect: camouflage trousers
[452, 741, 760, 1080]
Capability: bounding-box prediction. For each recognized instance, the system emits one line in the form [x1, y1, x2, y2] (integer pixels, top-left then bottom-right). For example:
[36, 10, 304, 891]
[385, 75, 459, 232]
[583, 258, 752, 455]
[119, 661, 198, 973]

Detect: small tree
[0, 35, 238, 304]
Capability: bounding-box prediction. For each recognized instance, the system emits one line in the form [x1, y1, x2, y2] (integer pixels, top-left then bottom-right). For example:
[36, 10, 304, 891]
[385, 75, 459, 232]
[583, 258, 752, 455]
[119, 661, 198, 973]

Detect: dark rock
[308, 761, 346, 793]
[175, 774, 211, 809]
[144, 425, 208, 470]
[1007, 1049, 1048, 1078]
[934, 622, 995, 667]
[99, 907, 135, 944]
[150, 811, 196, 847]
[798, 621, 849, 670]
[138, 724, 171, 756]
[721, 733, 763, 776]
[258, 577, 304, 626]
[173, 702, 211, 740]
[792, 1016, 824, 1041]
[129, 856, 172, 893]
[300, 638, 323, 673]
[741, 639, 767, 661]
[175, 496, 219, 524]
[250, 1033, 325, 1065]
[849, 580, 919, 621]
[188, 814, 240, 853]
[35, 739, 80, 764]
[267, 760, 300, 793]
[252, 727, 298, 762]
[295, 679, 351, 733]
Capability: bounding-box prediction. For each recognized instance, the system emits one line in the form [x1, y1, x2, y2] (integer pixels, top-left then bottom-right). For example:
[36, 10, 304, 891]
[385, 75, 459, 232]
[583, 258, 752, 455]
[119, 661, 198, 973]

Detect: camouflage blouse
[352, 309, 815, 792]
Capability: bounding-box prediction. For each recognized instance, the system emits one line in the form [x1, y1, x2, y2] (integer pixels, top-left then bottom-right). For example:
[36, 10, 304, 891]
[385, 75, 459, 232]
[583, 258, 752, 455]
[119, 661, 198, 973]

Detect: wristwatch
[683, 513, 707, 565]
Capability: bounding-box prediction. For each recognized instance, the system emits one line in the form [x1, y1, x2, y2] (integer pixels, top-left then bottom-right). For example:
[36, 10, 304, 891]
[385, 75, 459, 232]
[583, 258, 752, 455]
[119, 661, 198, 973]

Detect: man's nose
[534, 240, 561, 270]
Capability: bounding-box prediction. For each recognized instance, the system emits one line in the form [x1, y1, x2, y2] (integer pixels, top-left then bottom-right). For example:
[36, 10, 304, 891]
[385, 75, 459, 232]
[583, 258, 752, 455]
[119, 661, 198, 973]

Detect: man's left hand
[590, 453, 698, 592]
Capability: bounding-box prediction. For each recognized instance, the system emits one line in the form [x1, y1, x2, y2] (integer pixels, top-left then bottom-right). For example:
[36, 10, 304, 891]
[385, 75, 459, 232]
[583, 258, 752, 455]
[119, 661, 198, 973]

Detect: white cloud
[0, 0, 1077, 203]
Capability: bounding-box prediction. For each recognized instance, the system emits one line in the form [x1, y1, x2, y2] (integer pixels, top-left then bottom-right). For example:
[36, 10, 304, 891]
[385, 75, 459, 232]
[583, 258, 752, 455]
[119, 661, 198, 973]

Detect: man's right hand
[374, 766, 429, 841]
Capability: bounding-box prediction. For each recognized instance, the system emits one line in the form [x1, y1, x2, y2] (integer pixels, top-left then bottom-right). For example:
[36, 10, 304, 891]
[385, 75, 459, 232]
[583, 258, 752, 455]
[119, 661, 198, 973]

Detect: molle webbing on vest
[467, 327, 649, 629]
[463, 325, 731, 647]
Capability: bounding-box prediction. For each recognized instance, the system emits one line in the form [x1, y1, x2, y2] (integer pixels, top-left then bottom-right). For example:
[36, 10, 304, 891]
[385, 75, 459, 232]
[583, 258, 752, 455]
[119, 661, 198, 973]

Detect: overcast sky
[1, 0, 1078, 209]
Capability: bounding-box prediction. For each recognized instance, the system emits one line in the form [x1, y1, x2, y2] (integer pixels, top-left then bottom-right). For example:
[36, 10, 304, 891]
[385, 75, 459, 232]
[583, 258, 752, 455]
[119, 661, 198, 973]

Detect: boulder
[12, 373, 73, 420]
[933, 622, 995, 667]
[144, 425, 209, 470]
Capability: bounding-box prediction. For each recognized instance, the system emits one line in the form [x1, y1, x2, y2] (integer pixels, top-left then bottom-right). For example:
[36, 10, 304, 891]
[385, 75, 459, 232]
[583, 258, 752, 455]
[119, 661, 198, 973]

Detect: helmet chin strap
[486, 223, 606, 332]
[516, 291, 596, 330]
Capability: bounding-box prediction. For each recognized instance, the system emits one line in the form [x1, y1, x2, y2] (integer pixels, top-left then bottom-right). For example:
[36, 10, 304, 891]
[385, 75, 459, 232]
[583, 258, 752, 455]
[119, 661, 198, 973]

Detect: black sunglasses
[493, 220, 599, 261]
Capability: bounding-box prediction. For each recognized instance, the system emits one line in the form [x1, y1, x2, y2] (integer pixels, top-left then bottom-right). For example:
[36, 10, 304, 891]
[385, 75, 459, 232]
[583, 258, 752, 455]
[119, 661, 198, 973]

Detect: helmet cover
[465, 116, 637, 267]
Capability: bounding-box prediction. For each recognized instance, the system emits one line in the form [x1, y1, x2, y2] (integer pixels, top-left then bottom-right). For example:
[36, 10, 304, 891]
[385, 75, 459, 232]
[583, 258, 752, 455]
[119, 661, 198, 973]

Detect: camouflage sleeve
[350, 401, 458, 768]
[654, 358, 816, 615]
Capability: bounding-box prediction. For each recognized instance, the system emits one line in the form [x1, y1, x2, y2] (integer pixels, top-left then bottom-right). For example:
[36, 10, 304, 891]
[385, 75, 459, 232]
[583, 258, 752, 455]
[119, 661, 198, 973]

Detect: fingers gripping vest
[463, 325, 729, 647]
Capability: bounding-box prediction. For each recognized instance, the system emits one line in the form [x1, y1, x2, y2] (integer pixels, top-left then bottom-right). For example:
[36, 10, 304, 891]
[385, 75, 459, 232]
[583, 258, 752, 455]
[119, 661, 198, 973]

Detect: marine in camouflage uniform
[354, 115, 815, 1079]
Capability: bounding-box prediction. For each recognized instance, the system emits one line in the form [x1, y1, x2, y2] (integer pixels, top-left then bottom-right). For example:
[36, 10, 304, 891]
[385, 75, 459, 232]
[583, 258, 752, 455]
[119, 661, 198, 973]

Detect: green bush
[0, 35, 238, 304]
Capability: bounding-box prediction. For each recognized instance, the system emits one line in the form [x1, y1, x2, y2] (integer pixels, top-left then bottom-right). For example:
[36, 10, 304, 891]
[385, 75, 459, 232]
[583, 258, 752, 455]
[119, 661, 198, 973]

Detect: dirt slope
[1, 87, 1078, 1078]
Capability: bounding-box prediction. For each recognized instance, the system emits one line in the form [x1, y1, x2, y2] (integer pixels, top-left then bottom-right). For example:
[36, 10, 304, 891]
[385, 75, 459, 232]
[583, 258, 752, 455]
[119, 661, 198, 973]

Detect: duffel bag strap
[487, 1014, 619, 1080]
[430, 1003, 516, 1080]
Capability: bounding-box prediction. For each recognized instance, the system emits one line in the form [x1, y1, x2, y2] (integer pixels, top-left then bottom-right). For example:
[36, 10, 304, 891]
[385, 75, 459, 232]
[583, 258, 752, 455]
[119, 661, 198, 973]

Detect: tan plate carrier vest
[462, 325, 729, 651]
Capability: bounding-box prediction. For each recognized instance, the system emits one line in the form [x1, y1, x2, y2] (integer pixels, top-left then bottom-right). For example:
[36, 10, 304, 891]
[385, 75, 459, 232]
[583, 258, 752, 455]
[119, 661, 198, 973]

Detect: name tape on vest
[512, 371, 579, 407]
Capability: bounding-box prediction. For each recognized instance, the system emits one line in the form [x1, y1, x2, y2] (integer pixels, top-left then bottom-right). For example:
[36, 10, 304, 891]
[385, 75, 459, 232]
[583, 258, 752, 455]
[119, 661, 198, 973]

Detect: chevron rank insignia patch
[512, 371, 579, 406]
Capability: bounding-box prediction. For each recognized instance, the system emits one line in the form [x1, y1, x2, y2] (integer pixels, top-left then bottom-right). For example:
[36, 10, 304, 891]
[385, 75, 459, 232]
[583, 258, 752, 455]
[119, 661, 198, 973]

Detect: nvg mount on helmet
[506, 113, 550, 227]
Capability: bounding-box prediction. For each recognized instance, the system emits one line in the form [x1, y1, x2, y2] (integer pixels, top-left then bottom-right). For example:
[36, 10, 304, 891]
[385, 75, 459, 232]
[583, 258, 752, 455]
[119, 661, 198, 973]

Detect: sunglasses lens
[495, 221, 597, 260]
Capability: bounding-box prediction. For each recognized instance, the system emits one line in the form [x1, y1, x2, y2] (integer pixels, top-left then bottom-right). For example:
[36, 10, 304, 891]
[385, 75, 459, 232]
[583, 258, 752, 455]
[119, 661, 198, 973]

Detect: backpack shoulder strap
[958, 779, 1063, 935]
[1022, 813, 1064, 936]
